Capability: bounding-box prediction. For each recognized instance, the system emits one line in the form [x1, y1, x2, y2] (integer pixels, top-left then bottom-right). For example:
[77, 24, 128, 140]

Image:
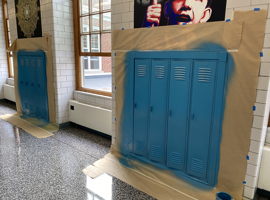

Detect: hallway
[0, 101, 155, 200]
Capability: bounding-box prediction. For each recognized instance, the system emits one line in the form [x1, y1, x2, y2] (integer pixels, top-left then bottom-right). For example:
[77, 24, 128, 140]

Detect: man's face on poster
[166, 0, 212, 25]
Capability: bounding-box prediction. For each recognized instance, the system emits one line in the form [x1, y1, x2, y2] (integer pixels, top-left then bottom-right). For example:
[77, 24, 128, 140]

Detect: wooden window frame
[2, 0, 13, 78]
[73, 0, 112, 97]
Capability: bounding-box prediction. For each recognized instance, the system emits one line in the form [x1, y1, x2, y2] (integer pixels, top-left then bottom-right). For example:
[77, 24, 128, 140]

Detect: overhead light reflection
[86, 173, 112, 200]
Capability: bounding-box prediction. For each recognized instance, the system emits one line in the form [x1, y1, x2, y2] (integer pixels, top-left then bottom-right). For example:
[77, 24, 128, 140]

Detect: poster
[134, 0, 227, 28]
[15, 0, 42, 38]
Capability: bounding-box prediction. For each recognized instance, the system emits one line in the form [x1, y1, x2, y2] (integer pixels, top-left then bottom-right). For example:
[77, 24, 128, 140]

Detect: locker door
[29, 57, 37, 116]
[36, 55, 49, 121]
[166, 60, 192, 170]
[18, 56, 26, 114]
[186, 61, 217, 180]
[19, 56, 32, 115]
[133, 59, 151, 156]
[149, 60, 169, 164]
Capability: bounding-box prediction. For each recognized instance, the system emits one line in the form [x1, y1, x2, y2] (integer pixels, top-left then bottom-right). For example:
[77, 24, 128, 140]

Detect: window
[2, 0, 13, 77]
[73, 0, 111, 96]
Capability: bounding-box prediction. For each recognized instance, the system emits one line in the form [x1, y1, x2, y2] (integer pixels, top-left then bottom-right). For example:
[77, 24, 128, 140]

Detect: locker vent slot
[31, 60, 35, 67]
[26, 59, 29, 67]
[170, 152, 181, 165]
[136, 141, 146, 152]
[174, 67, 186, 81]
[191, 158, 203, 173]
[37, 60, 41, 68]
[20, 59, 24, 66]
[152, 145, 162, 158]
[198, 68, 211, 83]
[138, 65, 146, 77]
[155, 66, 165, 79]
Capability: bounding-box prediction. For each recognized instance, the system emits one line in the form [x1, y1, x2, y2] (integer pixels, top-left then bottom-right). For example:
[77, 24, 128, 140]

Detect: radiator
[3, 84, 16, 102]
[258, 146, 270, 191]
[69, 100, 112, 136]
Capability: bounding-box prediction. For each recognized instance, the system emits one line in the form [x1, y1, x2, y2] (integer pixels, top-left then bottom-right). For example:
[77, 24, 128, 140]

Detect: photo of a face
[134, 0, 227, 28]
[169, 0, 211, 25]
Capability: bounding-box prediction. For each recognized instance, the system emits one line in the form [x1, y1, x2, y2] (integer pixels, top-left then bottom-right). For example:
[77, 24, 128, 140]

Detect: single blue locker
[186, 61, 217, 180]
[29, 56, 38, 116]
[36, 56, 49, 121]
[133, 59, 151, 156]
[148, 60, 169, 164]
[166, 60, 192, 171]
[19, 56, 31, 115]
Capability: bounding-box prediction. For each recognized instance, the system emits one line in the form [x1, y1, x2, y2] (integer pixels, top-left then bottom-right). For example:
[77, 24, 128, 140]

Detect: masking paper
[84, 10, 267, 200]
[7, 33, 56, 124]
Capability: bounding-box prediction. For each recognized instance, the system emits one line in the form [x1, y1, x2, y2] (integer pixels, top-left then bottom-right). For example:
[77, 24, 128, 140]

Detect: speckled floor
[0, 100, 156, 200]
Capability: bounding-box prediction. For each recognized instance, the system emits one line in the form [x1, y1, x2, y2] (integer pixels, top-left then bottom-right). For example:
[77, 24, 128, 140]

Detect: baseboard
[0, 99, 16, 104]
[59, 122, 70, 129]
[70, 122, 111, 139]
[257, 188, 270, 199]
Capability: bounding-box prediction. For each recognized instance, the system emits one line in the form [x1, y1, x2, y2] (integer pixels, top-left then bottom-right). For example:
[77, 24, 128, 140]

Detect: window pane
[91, 34, 100, 52]
[10, 57, 14, 76]
[101, 33, 111, 52]
[81, 16, 89, 33]
[81, 35, 90, 52]
[102, 0, 111, 11]
[7, 19, 10, 31]
[91, 0, 99, 13]
[81, 56, 112, 92]
[102, 12, 111, 31]
[81, 0, 89, 14]
[91, 15, 100, 32]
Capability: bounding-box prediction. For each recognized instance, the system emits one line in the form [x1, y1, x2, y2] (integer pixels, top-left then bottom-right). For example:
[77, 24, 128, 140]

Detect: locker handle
[191, 113, 195, 119]
[169, 110, 172, 116]
[150, 106, 153, 112]
[134, 103, 137, 108]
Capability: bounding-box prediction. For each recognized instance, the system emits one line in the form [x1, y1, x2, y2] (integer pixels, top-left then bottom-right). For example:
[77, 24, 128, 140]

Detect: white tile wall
[0, 1, 9, 99]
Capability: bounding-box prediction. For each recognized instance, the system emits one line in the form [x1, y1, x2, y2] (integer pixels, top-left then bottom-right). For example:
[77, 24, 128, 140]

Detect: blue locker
[148, 60, 169, 164]
[166, 61, 192, 170]
[186, 61, 217, 180]
[18, 51, 49, 122]
[29, 56, 37, 115]
[36, 56, 49, 121]
[133, 59, 151, 156]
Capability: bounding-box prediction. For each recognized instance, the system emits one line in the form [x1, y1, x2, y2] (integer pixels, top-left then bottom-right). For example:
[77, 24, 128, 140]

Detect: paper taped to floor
[84, 153, 201, 200]
[0, 114, 54, 138]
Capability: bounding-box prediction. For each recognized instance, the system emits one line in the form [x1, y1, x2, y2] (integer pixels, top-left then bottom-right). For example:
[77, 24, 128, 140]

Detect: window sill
[74, 90, 112, 110]
[7, 78, 14, 86]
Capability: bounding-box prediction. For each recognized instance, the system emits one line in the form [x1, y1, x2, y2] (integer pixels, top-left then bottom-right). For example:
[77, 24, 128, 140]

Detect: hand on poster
[146, 0, 161, 26]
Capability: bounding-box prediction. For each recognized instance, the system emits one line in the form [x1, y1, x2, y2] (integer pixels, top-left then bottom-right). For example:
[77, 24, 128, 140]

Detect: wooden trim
[73, 0, 82, 91]
[79, 52, 111, 57]
[2, 0, 12, 78]
[73, 0, 112, 97]
[78, 87, 112, 97]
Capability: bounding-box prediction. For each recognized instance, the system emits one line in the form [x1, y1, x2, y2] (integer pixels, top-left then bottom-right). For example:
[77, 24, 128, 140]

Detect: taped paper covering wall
[83, 11, 267, 200]
[7, 33, 56, 124]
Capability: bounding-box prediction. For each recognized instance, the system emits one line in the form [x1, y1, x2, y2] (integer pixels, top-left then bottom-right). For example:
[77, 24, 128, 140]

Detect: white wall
[0, 1, 9, 100]
[50, 0, 76, 124]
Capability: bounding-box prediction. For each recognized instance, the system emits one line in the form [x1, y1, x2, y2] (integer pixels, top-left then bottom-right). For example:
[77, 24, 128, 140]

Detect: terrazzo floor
[0, 100, 156, 200]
